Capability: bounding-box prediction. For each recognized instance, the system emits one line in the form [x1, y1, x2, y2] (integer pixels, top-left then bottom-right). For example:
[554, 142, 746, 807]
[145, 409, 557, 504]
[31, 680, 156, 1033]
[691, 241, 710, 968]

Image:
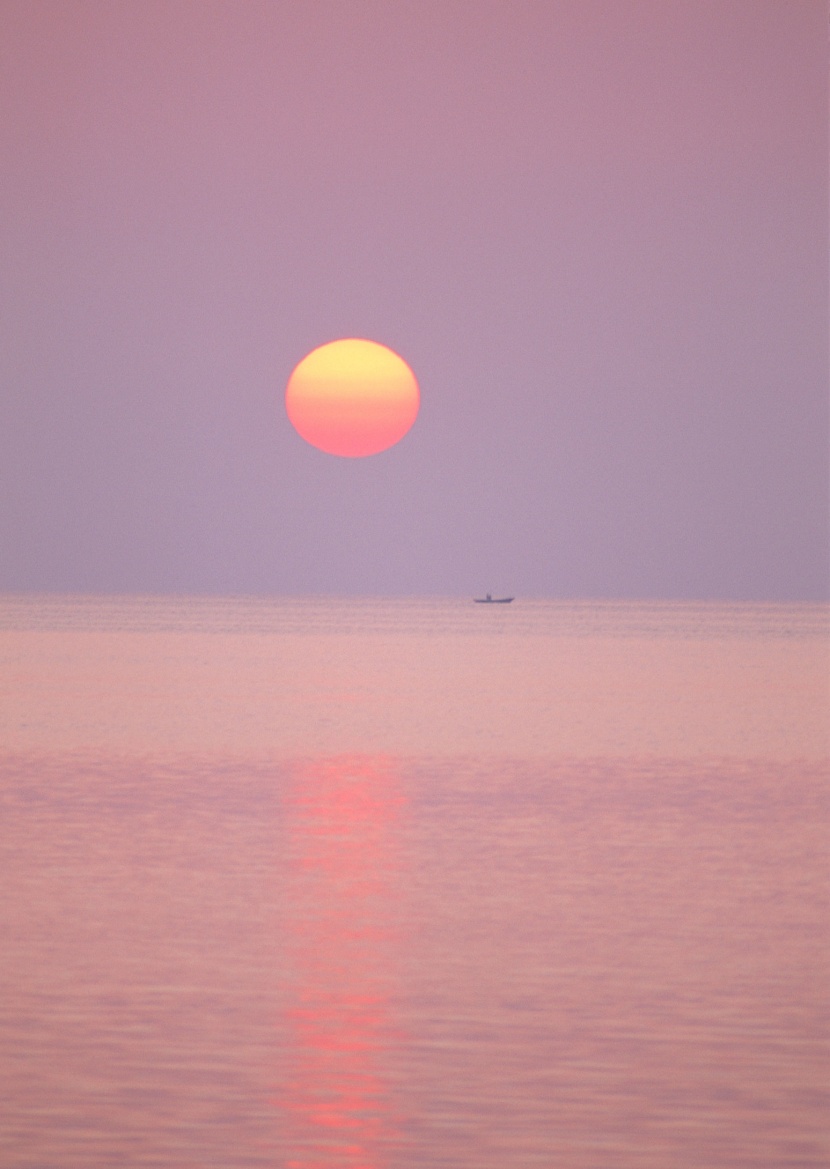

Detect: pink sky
[1, 1, 826, 597]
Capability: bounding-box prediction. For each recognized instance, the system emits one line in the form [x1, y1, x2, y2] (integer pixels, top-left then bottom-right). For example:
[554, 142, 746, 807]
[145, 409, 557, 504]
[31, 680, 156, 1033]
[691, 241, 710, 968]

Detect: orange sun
[285, 338, 420, 457]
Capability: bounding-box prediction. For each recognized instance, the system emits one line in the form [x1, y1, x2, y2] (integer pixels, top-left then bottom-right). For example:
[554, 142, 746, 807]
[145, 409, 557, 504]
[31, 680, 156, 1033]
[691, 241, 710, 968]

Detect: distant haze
[1, 0, 826, 599]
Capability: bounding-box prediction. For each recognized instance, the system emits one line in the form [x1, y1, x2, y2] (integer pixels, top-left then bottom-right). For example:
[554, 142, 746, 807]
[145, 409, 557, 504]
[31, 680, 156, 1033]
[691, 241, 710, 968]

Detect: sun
[285, 338, 420, 457]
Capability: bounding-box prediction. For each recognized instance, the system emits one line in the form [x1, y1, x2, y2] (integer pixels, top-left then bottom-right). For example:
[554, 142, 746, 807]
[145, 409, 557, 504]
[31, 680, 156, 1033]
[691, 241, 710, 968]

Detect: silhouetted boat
[474, 594, 514, 604]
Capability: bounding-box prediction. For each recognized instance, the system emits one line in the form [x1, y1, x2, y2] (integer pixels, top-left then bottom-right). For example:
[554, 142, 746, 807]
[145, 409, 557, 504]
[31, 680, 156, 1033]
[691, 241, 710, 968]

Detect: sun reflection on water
[277, 755, 406, 1168]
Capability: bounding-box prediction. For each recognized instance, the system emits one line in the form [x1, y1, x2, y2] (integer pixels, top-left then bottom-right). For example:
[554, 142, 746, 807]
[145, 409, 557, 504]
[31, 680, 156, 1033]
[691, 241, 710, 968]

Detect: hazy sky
[1, 0, 826, 598]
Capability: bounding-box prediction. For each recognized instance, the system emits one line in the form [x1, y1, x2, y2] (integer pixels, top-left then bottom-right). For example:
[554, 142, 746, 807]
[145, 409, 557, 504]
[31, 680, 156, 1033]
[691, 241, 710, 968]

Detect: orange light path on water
[276, 756, 406, 1167]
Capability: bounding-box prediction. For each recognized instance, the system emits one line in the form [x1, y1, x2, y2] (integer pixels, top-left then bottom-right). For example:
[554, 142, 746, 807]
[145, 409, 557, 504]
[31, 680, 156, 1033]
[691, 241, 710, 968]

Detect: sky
[1, 0, 826, 599]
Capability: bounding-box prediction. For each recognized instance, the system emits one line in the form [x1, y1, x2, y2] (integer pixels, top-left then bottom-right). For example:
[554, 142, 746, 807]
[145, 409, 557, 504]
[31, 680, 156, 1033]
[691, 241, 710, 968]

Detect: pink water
[0, 597, 827, 1166]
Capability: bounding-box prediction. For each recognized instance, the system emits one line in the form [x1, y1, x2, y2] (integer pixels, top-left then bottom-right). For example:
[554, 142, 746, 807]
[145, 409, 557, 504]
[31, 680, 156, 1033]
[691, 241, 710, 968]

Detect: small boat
[474, 594, 514, 604]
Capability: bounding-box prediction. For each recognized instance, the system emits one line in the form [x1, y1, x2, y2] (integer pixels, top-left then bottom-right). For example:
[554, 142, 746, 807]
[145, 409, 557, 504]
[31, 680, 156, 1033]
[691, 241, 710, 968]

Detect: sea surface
[0, 596, 827, 1168]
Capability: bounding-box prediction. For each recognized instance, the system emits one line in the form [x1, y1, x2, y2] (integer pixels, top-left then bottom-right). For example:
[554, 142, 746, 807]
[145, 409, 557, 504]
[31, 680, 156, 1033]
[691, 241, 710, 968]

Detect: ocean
[0, 596, 827, 1167]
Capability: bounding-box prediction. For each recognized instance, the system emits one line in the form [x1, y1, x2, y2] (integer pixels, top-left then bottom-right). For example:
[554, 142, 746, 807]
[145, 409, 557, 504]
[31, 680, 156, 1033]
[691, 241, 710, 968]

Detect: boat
[474, 594, 514, 604]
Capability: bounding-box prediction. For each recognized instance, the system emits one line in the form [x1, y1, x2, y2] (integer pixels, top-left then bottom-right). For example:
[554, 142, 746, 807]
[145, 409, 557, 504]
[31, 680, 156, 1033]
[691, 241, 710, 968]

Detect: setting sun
[285, 338, 420, 457]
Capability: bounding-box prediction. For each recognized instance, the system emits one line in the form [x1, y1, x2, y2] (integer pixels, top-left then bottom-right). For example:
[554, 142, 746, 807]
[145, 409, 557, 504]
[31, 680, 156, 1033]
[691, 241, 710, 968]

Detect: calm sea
[0, 596, 827, 1168]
